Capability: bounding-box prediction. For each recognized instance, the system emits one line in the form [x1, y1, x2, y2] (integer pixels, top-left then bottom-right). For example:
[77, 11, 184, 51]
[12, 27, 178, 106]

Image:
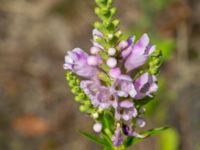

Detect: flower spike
[64, 0, 167, 149]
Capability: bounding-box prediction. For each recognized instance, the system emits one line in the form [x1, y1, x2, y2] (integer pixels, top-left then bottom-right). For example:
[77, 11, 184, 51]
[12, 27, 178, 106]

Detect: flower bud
[118, 40, 128, 49]
[108, 48, 116, 56]
[90, 46, 100, 54]
[79, 105, 88, 112]
[137, 118, 146, 128]
[92, 113, 99, 119]
[108, 34, 113, 39]
[93, 122, 102, 133]
[106, 57, 117, 68]
[139, 107, 146, 114]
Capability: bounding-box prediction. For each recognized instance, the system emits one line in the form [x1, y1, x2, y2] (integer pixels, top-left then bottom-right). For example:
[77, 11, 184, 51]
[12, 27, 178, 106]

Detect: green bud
[98, 108, 104, 113]
[95, 7, 101, 15]
[65, 73, 73, 80]
[112, 19, 120, 27]
[79, 105, 88, 112]
[66, 75, 71, 81]
[75, 96, 82, 102]
[75, 79, 80, 85]
[92, 112, 99, 119]
[84, 100, 91, 105]
[153, 58, 161, 65]
[150, 68, 159, 75]
[96, 0, 107, 5]
[152, 49, 162, 57]
[107, 0, 113, 6]
[65, 71, 72, 76]
[100, 0, 107, 3]
[79, 93, 87, 98]
[101, 8, 109, 15]
[110, 7, 116, 16]
[115, 30, 122, 38]
[149, 61, 154, 67]
[69, 80, 76, 87]
[71, 87, 81, 94]
[94, 21, 102, 29]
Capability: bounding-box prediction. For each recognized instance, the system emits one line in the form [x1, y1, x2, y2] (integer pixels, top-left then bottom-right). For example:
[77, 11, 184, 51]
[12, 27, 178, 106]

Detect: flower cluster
[63, 0, 164, 149]
[64, 29, 159, 147]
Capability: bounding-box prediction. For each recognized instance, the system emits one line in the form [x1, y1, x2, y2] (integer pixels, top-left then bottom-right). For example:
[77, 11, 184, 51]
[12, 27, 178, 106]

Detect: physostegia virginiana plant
[63, 0, 167, 149]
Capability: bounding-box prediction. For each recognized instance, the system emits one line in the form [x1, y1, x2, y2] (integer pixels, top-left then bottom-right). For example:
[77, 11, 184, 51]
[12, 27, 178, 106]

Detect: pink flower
[80, 80, 117, 109]
[115, 100, 137, 121]
[134, 72, 158, 99]
[111, 75, 136, 98]
[124, 34, 156, 72]
[63, 48, 98, 78]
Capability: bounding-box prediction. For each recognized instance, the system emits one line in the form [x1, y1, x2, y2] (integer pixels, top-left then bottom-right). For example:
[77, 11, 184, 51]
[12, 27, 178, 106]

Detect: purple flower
[136, 118, 146, 128]
[95, 87, 118, 109]
[80, 80, 117, 109]
[80, 79, 100, 101]
[124, 34, 156, 72]
[115, 100, 137, 121]
[122, 124, 144, 138]
[63, 48, 98, 78]
[112, 123, 123, 147]
[134, 72, 158, 99]
[119, 36, 135, 58]
[111, 75, 136, 98]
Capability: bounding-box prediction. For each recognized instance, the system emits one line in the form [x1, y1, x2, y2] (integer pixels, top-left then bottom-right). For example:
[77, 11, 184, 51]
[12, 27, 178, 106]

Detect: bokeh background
[0, 0, 200, 150]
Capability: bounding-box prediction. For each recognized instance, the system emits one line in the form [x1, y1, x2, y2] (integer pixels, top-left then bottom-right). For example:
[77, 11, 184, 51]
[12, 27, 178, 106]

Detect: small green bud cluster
[149, 49, 162, 75]
[65, 71, 94, 113]
[94, 0, 122, 49]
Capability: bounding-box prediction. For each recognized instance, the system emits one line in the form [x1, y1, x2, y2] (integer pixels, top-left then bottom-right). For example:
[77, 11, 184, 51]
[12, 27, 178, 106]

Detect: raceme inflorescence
[63, 0, 167, 149]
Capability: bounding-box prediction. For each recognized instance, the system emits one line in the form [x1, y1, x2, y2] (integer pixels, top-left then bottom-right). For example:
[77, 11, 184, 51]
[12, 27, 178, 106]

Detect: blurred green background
[0, 0, 199, 150]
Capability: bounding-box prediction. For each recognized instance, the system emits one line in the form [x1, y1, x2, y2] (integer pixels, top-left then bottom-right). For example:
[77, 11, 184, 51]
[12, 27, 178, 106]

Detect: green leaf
[101, 133, 113, 147]
[124, 127, 169, 147]
[134, 96, 154, 107]
[79, 130, 111, 148]
[102, 112, 114, 130]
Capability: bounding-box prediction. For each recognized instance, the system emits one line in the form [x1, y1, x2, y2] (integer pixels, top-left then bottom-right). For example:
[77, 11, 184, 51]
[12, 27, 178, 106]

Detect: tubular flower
[112, 123, 123, 146]
[134, 72, 158, 99]
[122, 124, 145, 138]
[111, 75, 136, 98]
[124, 34, 156, 72]
[115, 100, 137, 121]
[63, 48, 98, 77]
[80, 80, 117, 109]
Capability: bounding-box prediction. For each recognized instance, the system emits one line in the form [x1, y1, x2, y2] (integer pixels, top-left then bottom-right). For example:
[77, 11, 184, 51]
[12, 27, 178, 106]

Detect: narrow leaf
[134, 96, 154, 107]
[102, 112, 114, 130]
[101, 133, 113, 147]
[124, 127, 169, 147]
[79, 130, 111, 148]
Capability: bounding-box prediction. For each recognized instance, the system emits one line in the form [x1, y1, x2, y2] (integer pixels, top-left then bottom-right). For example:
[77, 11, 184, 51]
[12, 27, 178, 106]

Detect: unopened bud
[93, 122, 102, 133]
[108, 48, 116, 56]
[106, 57, 117, 68]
